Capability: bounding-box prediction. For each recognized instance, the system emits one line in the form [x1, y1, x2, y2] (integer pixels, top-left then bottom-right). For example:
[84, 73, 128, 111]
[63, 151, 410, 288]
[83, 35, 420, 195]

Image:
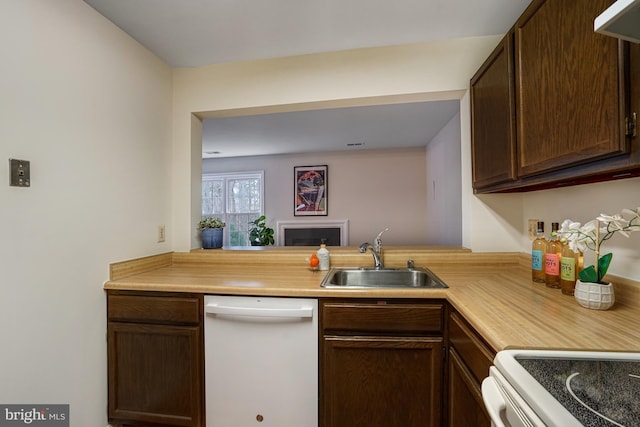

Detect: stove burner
[566, 372, 625, 427]
[516, 358, 640, 427]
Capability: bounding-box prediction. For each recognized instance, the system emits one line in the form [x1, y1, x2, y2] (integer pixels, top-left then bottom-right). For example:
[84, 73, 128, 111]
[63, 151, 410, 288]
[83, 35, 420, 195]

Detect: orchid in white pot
[557, 207, 640, 284]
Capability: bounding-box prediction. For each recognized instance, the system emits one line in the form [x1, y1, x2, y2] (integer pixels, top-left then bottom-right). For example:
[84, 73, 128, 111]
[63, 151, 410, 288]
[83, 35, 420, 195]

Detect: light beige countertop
[104, 247, 640, 353]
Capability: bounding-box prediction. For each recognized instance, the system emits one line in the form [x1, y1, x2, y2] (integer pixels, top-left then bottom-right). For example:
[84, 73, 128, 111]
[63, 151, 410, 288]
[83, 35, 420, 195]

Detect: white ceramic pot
[574, 280, 615, 310]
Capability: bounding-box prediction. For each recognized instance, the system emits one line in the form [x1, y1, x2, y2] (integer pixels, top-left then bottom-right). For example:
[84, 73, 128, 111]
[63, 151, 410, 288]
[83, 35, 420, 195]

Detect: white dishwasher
[204, 295, 318, 427]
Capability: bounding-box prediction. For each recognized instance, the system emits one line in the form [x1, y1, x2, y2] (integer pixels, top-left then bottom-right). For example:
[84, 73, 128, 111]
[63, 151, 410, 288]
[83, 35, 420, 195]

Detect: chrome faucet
[359, 242, 382, 268]
[374, 227, 389, 256]
[359, 228, 389, 269]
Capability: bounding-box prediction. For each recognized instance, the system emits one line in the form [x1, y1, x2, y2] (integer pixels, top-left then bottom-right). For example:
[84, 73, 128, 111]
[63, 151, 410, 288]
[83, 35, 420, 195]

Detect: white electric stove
[482, 349, 640, 427]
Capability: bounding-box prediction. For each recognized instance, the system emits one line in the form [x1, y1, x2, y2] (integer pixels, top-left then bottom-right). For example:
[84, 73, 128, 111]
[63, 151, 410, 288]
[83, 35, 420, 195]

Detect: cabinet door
[471, 32, 517, 189]
[322, 336, 443, 427]
[631, 43, 639, 139]
[516, 0, 626, 177]
[447, 348, 490, 427]
[108, 322, 203, 427]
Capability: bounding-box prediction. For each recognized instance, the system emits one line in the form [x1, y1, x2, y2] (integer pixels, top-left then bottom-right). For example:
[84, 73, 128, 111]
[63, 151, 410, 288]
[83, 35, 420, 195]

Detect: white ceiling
[201, 100, 460, 158]
[83, 0, 530, 158]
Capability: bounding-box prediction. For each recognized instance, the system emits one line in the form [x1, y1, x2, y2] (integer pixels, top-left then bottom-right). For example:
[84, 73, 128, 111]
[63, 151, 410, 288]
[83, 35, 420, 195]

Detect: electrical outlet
[158, 225, 166, 243]
[9, 158, 30, 187]
[528, 219, 538, 241]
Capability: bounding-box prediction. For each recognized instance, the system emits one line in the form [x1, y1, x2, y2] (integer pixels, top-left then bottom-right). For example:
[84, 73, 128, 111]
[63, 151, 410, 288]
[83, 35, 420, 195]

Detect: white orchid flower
[578, 220, 599, 251]
[598, 213, 631, 238]
[627, 224, 640, 233]
[557, 219, 579, 251]
[621, 207, 640, 217]
[559, 219, 581, 232]
[556, 207, 640, 283]
[556, 219, 595, 252]
[621, 208, 640, 232]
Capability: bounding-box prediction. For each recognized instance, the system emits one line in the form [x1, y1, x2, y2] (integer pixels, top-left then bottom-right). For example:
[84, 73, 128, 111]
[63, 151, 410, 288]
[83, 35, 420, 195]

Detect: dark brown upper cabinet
[516, 0, 626, 176]
[471, 0, 640, 193]
[471, 32, 517, 189]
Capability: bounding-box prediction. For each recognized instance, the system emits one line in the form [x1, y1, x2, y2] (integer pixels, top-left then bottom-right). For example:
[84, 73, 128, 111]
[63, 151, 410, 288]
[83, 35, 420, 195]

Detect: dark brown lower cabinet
[107, 291, 204, 427]
[106, 291, 499, 427]
[323, 336, 443, 427]
[447, 348, 490, 427]
[446, 311, 494, 427]
[320, 299, 444, 427]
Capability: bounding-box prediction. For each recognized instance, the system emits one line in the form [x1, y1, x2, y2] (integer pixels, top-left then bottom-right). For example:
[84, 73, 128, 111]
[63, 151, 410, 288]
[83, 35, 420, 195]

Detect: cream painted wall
[460, 90, 525, 252]
[173, 35, 504, 250]
[177, 34, 640, 281]
[203, 147, 429, 246]
[1, 1, 172, 425]
[425, 112, 462, 245]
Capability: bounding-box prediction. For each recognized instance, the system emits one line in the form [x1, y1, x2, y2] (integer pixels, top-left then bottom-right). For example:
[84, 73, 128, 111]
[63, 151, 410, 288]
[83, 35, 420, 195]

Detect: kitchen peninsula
[106, 246, 640, 351]
[105, 247, 640, 427]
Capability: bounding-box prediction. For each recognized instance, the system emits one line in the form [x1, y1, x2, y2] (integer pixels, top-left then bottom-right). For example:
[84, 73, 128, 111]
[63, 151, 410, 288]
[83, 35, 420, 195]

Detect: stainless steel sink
[320, 267, 448, 289]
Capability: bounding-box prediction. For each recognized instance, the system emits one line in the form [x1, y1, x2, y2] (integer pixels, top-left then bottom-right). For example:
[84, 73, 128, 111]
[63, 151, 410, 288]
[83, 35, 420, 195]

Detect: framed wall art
[294, 165, 327, 216]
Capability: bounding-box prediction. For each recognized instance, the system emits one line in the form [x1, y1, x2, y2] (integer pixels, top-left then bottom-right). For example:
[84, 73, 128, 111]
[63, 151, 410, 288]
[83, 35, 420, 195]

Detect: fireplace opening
[284, 228, 340, 246]
[277, 220, 348, 246]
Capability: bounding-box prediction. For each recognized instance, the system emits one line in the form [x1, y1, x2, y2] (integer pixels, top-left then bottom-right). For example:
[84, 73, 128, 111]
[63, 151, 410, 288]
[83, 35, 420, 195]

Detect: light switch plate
[9, 158, 30, 187]
[528, 219, 538, 240]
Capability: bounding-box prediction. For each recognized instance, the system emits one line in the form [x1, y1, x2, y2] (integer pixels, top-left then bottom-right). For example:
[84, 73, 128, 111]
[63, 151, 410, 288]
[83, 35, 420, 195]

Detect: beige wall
[1, 1, 173, 424]
[425, 113, 462, 245]
[520, 177, 640, 280]
[173, 36, 504, 250]
[177, 35, 640, 278]
[175, 35, 640, 280]
[203, 147, 430, 246]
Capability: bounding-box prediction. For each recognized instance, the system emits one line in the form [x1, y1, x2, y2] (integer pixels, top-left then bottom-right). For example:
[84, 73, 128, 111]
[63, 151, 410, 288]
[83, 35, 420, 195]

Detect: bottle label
[545, 253, 560, 275]
[532, 250, 543, 270]
[561, 257, 576, 281]
[318, 250, 330, 270]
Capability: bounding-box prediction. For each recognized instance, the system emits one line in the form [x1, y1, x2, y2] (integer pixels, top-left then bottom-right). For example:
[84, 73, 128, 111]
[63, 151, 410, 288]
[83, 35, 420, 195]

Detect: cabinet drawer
[448, 312, 494, 384]
[322, 300, 443, 334]
[107, 292, 202, 325]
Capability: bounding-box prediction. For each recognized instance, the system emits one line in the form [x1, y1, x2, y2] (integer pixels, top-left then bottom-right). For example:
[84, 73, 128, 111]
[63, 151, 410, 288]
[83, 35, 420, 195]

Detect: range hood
[595, 0, 640, 43]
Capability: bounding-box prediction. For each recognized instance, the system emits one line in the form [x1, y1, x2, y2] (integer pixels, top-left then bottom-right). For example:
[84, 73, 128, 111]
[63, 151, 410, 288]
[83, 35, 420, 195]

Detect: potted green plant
[557, 207, 640, 310]
[198, 217, 226, 249]
[248, 215, 275, 246]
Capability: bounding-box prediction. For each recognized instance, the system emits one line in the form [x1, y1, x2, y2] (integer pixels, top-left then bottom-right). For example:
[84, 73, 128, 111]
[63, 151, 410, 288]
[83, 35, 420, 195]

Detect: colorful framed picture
[294, 165, 327, 216]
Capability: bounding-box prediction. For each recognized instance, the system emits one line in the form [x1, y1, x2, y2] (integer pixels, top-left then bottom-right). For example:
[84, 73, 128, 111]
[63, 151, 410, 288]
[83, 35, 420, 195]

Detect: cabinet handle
[205, 303, 313, 318]
[481, 376, 508, 427]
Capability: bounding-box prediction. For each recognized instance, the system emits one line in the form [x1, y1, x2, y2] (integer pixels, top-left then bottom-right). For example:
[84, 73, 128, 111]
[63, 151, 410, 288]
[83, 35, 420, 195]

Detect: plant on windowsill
[198, 217, 226, 249]
[248, 215, 275, 246]
[557, 207, 640, 310]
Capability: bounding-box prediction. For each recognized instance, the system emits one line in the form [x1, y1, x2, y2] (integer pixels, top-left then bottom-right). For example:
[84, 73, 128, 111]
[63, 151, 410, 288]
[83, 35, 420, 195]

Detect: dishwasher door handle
[205, 303, 313, 318]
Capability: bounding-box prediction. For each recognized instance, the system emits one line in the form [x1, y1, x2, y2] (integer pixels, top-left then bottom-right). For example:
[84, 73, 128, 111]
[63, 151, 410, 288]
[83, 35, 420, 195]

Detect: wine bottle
[531, 221, 547, 283]
[545, 222, 562, 288]
[560, 245, 583, 295]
